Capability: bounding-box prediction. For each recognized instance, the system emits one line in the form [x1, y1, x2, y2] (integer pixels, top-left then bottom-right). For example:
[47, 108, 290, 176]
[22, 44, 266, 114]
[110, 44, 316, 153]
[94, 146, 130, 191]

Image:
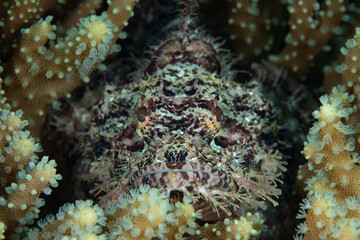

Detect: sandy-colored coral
[0, 0, 138, 136]
[296, 28, 360, 238]
[228, 0, 350, 76]
[4, 1, 360, 239]
[0, 0, 58, 60]
[0, 93, 61, 237]
[192, 212, 264, 240]
[164, 196, 202, 240]
[0, 108, 41, 189]
[61, 0, 104, 31]
[27, 199, 106, 240]
[337, 27, 360, 89]
[269, 0, 348, 74]
[105, 185, 175, 240]
[227, 0, 286, 67]
[296, 85, 360, 240]
[102, 185, 265, 240]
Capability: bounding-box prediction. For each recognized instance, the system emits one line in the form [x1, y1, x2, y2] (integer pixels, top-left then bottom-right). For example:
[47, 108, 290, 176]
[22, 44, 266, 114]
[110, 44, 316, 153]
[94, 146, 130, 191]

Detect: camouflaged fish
[85, 1, 285, 221]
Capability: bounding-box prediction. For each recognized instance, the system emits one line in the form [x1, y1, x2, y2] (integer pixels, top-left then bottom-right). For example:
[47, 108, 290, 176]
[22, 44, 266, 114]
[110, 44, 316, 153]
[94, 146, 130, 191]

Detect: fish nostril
[185, 88, 197, 96]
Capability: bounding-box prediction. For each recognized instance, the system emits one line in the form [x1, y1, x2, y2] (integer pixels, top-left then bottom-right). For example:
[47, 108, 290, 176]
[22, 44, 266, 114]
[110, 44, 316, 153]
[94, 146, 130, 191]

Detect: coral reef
[0, 95, 61, 236]
[0, 0, 360, 239]
[296, 27, 360, 240]
[28, 199, 107, 239]
[191, 212, 264, 240]
[105, 185, 175, 239]
[0, 0, 138, 136]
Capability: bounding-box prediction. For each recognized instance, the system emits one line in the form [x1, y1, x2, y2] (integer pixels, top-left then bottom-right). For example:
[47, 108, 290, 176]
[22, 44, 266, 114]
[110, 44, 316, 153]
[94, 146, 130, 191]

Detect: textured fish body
[87, 11, 285, 221]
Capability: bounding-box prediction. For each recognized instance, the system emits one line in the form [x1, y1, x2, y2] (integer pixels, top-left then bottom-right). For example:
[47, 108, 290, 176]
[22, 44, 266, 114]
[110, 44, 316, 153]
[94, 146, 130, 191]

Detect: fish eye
[214, 135, 228, 148]
[136, 106, 148, 122]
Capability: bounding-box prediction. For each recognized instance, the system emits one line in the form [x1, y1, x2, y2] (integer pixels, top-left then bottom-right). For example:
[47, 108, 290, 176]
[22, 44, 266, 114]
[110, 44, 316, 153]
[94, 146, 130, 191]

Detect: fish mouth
[131, 161, 237, 194]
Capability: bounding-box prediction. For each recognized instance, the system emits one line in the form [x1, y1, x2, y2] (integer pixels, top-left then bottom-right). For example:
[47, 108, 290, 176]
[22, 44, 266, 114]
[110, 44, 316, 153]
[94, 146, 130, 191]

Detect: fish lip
[131, 161, 234, 191]
[133, 161, 219, 179]
[131, 162, 242, 218]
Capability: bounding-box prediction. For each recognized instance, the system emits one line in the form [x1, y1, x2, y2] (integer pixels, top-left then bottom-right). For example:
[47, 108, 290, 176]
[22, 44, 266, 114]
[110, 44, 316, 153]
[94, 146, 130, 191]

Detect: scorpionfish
[85, 1, 286, 222]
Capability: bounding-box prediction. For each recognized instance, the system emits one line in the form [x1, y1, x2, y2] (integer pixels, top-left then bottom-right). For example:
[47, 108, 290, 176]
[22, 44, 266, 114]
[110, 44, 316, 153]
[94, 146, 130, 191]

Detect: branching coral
[2, 0, 360, 239]
[164, 196, 200, 240]
[0, 0, 139, 237]
[105, 185, 175, 239]
[296, 85, 360, 240]
[269, 0, 348, 74]
[227, 0, 286, 66]
[0, 0, 138, 136]
[30, 184, 265, 239]
[338, 27, 360, 88]
[296, 27, 360, 240]
[103, 185, 265, 240]
[28, 199, 106, 240]
[228, 0, 351, 75]
[0, 0, 59, 60]
[0, 93, 61, 237]
[192, 212, 264, 240]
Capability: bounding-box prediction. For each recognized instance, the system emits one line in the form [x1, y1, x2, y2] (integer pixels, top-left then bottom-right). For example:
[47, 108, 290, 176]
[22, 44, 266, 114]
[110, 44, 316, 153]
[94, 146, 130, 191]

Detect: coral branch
[0, 0, 138, 136]
[270, 0, 348, 74]
[0, 0, 58, 61]
[103, 185, 265, 239]
[227, 0, 286, 67]
[296, 27, 360, 239]
[0, 96, 61, 237]
[337, 27, 360, 88]
[192, 212, 264, 240]
[61, 0, 104, 31]
[0, 156, 60, 232]
[27, 200, 106, 240]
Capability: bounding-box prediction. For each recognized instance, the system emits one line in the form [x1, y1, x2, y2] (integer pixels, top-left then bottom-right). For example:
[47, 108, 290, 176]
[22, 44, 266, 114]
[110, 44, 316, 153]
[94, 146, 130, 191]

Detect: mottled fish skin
[85, 12, 285, 220]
